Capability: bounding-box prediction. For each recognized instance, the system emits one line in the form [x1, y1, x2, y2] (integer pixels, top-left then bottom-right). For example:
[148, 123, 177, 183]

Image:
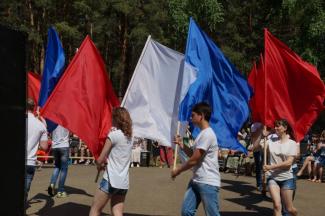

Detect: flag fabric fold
[248, 54, 266, 123]
[41, 36, 120, 158]
[27, 71, 41, 105]
[122, 36, 194, 147]
[38, 27, 65, 107]
[261, 28, 325, 141]
[38, 27, 66, 132]
[178, 18, 253, 153]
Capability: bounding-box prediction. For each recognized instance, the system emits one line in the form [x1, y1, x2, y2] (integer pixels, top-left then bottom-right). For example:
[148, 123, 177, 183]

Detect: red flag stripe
[41, 36, 119, 158]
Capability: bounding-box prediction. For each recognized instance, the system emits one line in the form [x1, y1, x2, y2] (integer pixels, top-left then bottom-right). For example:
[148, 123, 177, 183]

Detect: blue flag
[178, 18, 252, 153]
[38, 27, 65, 131]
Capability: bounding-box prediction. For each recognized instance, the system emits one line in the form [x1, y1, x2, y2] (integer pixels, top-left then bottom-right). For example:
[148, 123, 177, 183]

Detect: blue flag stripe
[178, 18, 252, 153]
[38, 27, 65, 132]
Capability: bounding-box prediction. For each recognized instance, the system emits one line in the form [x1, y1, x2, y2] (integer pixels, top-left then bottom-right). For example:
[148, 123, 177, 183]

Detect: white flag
[122, 36, 196, 147]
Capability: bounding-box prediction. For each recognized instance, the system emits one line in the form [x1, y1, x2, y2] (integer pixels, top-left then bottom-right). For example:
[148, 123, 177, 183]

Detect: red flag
[41, 36, 120, 158]
[261, 28, 325, 141]
[27, 71, 41, 105]
[248, 54, 266, 123]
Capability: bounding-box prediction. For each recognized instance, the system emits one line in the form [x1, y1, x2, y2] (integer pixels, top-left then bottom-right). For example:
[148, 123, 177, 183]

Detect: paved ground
[26, 165, 325, 216]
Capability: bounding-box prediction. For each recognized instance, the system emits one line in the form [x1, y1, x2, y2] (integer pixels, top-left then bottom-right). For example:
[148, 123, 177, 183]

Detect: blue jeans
[25, 165, 36, 202]
[181, 180, 220, 216]
[50, 147, 69, 192]
[254, 151, 263, 189]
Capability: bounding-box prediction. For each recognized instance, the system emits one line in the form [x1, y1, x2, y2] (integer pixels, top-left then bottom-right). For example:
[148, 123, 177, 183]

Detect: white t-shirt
[51, 125, 69, 148]
[103, 128, 133, 189]
[267, 138, 297, 181]
[192, 127, 220, 187]
[27, 113, 48, 166]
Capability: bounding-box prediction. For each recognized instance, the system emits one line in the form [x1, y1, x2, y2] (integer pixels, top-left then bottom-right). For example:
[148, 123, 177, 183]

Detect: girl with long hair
[89, 107, 133, 216]
[263, 119, 298, 216]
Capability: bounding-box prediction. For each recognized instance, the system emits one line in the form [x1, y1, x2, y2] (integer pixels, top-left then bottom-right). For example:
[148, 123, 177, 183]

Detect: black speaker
[0, 25, 26, 215]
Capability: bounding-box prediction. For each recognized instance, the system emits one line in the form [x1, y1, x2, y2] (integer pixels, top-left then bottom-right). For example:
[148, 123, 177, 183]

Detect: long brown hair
[112, 107, 132, 139]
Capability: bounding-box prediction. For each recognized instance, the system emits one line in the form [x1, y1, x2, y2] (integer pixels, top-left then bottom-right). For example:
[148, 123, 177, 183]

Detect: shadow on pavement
[220, 212, 268, 216]
[65, 185, 93, 197]
[26, 193, 55, 215]
[27, 185, 93, 215]
[27, 194, 166, 216]
[124, 214, 170, 216]
[28, 202, 95, 216]
[221, 178, 273, 215]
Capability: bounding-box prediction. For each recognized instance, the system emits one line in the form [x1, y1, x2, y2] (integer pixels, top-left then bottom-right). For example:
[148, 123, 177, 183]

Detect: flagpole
[121, 35, 152, 107]
[95, 169, 100, 183]
[173, 121, 181, 170]
[262, 130, 268, 196]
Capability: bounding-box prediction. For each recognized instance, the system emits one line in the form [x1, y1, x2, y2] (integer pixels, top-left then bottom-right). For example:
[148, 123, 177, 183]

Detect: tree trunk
[27, 0, 34, 26]
[118, 14, 128, 97]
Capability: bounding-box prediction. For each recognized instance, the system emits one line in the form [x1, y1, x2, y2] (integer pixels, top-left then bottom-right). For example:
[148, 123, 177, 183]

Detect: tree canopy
[1, 0, 324, 129]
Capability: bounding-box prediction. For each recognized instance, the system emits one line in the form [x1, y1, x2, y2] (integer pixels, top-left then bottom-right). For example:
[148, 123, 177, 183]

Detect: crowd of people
[26, 97, 324, 216]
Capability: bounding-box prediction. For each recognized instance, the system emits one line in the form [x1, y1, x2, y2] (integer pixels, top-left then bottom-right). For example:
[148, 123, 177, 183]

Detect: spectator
[297, 135, 319, 179]
[69, 134, 80, 165]
[152, 141, 160, 167]
[131, 140, 141, 167]
[311, 131, 325, 183]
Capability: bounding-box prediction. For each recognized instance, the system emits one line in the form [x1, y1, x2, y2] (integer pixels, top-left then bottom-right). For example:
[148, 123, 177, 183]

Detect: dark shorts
[315, 156, 325, 166]
[99, 178, 128, 196]
[267, 177, 296, 190]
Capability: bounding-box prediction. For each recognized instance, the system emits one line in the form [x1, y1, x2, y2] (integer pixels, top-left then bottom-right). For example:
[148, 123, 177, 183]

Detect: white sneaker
[131, 163, 134, 167]
[136, 164, 140, 167]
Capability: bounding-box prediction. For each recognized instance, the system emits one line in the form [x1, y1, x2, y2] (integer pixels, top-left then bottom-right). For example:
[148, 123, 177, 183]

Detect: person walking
[47, 124, 70, 198]
[89, 107, 133, 216]
[171, 102, 220, 216]
[254, 119, 298, 216]
[26, 98, 48, 204]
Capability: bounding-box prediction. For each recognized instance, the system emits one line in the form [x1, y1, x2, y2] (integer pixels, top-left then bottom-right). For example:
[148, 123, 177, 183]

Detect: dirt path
[26, 165, 325, 216]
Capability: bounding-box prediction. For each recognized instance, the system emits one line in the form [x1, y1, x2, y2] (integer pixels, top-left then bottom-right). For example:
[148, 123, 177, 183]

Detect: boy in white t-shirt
[26, 98, 48, 203]
[171, 102, 220, 216]
[89, 107, 133, 216]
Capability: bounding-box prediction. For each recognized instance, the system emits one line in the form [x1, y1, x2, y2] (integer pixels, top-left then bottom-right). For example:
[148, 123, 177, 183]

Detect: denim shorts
[267, 177, 295, 190]
[315, 156, 325, 166]
[99, 178, 128, 196]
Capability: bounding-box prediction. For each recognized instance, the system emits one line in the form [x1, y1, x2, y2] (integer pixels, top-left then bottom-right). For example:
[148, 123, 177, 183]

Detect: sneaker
[136, 164, 140, 167]
[47, 184, 55, 197]
[85, 160, 90, 165]
[57, 191, 68, 198]
[131, 163, 134, 167]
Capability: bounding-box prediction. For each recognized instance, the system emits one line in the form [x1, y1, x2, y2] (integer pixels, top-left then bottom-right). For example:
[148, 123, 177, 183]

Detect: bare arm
[171, 148, 205, 179]
[295, 142, 301, 159]
[317, 142, 325, 149]
[251, 127, 264, 151]
[264, 156, 295, 171]
[96, 138, 113, 165]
